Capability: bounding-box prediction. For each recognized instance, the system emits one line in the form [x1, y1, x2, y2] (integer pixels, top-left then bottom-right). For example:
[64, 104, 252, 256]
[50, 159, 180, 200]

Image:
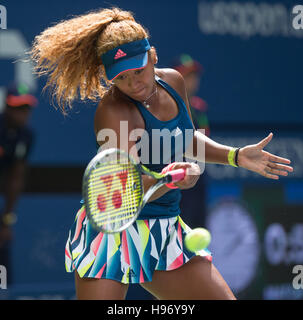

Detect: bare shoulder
[156, 68, 184, 85]
[94, 88, 133, 135]
[156, 68, 194, 127]
[94, 88, 145, 151]
[155, 68, 187, 100]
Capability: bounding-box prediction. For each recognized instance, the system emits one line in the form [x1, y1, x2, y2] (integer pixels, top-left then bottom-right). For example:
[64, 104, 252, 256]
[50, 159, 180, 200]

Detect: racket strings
[86, 158, 143, 230]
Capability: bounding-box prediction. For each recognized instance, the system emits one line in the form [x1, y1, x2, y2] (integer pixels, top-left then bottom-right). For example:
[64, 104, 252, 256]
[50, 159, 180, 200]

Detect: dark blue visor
[101, 38, 151, 81]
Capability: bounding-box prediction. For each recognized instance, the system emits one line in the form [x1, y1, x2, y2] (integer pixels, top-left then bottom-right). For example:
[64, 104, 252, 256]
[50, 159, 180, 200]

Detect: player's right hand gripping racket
[82, 148, 186, 234]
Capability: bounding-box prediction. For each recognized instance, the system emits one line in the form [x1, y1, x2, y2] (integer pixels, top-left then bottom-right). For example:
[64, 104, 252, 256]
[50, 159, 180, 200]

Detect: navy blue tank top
[130, 75, 194, 219]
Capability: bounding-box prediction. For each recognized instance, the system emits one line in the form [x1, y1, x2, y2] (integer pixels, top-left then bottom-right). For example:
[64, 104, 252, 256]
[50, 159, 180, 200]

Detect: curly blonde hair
[30, 7, 149, 113]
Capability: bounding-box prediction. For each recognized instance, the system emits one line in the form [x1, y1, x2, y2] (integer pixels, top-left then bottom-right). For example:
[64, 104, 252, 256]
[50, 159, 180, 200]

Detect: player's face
[113, 51, 157, 102]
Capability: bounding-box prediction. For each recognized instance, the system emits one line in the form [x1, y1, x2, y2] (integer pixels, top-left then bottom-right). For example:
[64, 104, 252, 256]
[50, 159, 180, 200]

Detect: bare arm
[185, 115, 293, 179]
[161, 68, 233, 165]
[165, 68, 293, 178]
[187, 130, 233, 165]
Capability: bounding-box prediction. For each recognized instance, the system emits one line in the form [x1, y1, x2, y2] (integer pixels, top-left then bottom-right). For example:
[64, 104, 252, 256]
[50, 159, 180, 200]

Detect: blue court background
[0, 0, 302, 299]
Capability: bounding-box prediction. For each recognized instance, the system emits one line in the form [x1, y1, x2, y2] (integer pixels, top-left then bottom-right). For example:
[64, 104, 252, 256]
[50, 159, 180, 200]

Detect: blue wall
[0, 0, 302, 300]
[0, 0, 302, 165]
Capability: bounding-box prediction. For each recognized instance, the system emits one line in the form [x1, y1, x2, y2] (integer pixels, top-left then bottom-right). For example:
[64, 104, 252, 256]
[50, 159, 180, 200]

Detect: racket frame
[82, 148, 180, 233]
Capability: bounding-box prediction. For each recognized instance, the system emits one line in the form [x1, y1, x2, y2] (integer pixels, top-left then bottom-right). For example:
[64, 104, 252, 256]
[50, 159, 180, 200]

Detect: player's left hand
[237, 133, 293, 179]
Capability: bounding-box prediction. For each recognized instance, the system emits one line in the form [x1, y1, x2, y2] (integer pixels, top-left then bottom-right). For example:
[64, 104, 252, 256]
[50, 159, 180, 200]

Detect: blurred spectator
[0, 83, 37, 284]
[172, 54, 210, 135]
[172, 54, 210, 228]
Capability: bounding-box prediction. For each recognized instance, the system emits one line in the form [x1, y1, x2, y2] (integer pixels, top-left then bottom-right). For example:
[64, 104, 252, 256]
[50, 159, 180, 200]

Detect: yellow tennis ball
[184, 228, 211, 252]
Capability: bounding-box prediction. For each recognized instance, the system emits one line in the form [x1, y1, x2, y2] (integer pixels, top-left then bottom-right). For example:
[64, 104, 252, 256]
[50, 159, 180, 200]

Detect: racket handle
[168, 168, 186, 183]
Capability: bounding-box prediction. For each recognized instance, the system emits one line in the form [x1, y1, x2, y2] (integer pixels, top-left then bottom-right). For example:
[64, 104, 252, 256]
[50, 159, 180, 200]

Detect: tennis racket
[82, 148, 186, 233]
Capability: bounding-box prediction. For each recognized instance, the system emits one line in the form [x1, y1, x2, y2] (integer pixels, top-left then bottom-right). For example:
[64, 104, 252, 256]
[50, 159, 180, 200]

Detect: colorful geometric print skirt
[65, 206, 212, 284]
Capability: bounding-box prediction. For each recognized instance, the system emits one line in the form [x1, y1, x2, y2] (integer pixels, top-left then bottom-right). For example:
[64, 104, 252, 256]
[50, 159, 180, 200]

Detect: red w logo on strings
[97, 170, 129, 212]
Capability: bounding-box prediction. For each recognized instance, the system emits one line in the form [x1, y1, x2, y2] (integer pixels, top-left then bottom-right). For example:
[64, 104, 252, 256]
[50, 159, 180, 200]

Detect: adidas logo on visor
[114, 49, 127, 60]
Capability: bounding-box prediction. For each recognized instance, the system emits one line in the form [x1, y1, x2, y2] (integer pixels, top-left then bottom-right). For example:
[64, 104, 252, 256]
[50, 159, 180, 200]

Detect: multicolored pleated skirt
[65, 206, 212, 284]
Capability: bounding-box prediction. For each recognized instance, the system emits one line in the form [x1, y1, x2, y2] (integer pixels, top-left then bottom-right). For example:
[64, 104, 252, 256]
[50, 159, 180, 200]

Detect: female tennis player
[31, 8, 293, 300]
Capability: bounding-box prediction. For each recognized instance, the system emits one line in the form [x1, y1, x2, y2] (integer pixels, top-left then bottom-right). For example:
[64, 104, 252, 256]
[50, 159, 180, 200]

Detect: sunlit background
[0, 0, 302, 299]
